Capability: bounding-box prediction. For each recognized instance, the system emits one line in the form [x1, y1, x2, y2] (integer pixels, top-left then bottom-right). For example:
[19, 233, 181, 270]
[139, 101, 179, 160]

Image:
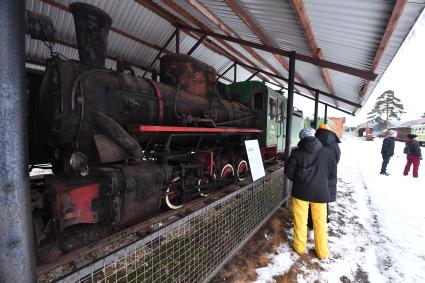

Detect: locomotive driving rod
[0, 1, 36, 282]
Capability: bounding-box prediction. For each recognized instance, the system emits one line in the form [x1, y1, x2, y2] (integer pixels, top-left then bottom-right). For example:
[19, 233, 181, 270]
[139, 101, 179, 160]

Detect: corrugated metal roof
[237, 0, 313, 56]
[24, 0, 425, 115]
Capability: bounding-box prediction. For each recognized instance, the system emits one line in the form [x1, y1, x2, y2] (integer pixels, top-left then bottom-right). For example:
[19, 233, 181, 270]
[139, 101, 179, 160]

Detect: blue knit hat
[299, 128, 316, 139]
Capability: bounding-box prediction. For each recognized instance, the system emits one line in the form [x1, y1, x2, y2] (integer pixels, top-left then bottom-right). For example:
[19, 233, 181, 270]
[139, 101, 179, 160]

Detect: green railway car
[228, 81, 305, 160]
[411, 124, 425, 146]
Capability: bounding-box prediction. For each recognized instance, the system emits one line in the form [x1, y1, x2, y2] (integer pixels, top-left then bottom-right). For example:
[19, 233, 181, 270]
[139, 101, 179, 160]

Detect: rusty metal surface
[93, 134, 127, 164]
[69, 2, 112, 68]
[160, 53, 217, 97]
[117, 163, 169, 226]
[44, 175, 99, 230]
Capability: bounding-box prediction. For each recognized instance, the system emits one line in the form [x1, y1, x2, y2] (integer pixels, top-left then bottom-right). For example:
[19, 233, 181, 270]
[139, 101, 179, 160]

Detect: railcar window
[253, 92, 263, 111]
[269, 98, 277, 120]
[279, 101, 284, 121]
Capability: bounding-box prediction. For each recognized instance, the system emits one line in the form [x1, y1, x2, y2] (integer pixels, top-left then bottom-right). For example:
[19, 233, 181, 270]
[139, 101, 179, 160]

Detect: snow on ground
[253, 132, 425, 283]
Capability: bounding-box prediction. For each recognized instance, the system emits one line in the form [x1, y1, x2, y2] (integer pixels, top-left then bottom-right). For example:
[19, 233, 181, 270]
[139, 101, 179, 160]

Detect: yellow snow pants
[291, 197, 328, 259]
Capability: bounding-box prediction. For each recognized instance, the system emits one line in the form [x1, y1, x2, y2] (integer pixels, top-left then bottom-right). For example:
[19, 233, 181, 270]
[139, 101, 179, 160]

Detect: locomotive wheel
[165, 177, 183, 210]
[236, 160, 248, 181]
[220, 164, 235, 179]
[197, 174, 215, 197]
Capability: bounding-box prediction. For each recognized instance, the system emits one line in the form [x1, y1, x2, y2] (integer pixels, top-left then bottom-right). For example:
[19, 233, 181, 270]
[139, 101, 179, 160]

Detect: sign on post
[244, 140, 265, 181]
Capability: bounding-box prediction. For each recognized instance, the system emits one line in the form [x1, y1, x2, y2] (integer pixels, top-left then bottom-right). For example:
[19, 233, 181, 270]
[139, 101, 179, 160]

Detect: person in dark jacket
[403, 133, 422, 177]
[284, 128, 337, 260]
[380, 130, 397, 175]
[307, 124, 341, 229]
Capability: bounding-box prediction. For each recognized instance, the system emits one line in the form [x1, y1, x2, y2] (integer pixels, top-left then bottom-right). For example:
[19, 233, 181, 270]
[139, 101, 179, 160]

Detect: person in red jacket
[403, 133, 422, 178]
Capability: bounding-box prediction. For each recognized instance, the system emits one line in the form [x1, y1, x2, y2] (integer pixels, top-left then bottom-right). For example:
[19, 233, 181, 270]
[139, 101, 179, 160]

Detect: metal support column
[176, 27, 180, 54]
[245, 71, 259, 81]
[283, 51, 296, 162]
[324, 105, 328, 124]
[217, 63, 235, 81]
[313, 90, 319, 129]
[187, 34, 206, 56]
[0, 1, 36, 282]
[234, 62, 237, 82]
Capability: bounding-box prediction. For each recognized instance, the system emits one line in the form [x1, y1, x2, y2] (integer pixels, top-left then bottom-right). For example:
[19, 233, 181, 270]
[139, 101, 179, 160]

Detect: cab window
[253, 92, 263, 111]
[269, 97, 277, 120]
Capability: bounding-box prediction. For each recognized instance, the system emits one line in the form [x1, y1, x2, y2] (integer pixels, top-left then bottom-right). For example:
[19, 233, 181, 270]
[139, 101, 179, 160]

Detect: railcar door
[267, 96, 278, 148]
[277, 100, 285, 153]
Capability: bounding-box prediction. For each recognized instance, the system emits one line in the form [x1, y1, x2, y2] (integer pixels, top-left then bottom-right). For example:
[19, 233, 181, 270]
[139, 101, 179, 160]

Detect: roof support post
[217, 63, 235, 80]
[245, 71, 259, 81]
[284, 51, 296, 162]
[324, 105, 328, 124]
[234, 62, 237, 82]
[0, 1, 36, 282]
[187, 34, 206, 55]
[142, 30, 177, 78]
[176, 27, 180, 54]
[313, 90, 319, 129]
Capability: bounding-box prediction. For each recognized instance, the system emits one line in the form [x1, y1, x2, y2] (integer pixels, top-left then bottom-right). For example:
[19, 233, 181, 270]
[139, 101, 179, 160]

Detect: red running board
[129, 125, 262, 133]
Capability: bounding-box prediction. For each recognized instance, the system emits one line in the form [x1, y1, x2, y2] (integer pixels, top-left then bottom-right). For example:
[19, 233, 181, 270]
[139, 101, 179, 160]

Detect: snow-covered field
[254, 132, 425, 283]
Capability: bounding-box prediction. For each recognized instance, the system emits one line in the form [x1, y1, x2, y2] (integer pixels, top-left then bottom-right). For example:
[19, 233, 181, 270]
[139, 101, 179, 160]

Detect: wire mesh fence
[60, 167, 289, 283]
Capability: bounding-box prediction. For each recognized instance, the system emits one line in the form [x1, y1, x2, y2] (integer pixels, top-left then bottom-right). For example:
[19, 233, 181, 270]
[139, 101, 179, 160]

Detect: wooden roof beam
[136, 0, 278, 85]
[224, 0, 312, 94]
[142, 29, 177, 78]
[41, 0, 272, 84]
[177, 25, 377, 82]
[40, 38, 155, 73]
[156, 0, 283, 86]
[234, 60, 361, 108]
[359, 0, 407, 96]
[40, 0, 171, 53]
[182, 0, 286, 87]
[288, 0, 338, 107]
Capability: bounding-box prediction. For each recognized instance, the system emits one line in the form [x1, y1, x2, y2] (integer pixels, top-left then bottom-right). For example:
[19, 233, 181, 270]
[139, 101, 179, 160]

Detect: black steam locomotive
[28, 2, 264, 246]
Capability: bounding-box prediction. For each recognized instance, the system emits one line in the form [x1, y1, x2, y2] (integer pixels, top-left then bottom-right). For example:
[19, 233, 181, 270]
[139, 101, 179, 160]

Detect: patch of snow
[254, 245, 296, 282]
[254, 133, 425, 282]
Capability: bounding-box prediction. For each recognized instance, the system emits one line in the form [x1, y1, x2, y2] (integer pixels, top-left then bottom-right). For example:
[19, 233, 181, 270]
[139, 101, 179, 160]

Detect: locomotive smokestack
[69, 2, 112, 68]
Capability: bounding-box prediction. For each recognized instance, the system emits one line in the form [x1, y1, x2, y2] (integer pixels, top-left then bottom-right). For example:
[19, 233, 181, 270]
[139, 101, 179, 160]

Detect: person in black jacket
[380, 130, 397, 175]
[284, 128, 337, 259]
[307, 124, 341, 229]
[403, 133, 422, 177]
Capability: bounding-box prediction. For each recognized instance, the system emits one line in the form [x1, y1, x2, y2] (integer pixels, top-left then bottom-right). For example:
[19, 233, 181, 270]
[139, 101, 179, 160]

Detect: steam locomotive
[27, 3, 304, 247]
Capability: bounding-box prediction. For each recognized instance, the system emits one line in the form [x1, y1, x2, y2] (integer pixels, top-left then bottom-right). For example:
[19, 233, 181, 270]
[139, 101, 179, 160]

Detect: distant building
[398, 118, 425, 127]
[356, 118, 425, 138]
[329, 117, 345, 138]
[389, 118, 425, 141]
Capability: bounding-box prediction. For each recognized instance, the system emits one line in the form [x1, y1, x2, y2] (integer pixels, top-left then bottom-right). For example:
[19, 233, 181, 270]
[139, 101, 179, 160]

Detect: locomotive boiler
[31, 2, 260, 244]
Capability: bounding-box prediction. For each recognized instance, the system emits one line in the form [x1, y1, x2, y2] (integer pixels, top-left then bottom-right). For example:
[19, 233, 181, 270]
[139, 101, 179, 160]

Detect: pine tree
[367, 90, 405, 129]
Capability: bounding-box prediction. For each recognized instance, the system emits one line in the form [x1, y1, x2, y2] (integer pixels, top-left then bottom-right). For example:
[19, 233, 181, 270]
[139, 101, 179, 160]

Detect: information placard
[244, 139, 265, 181]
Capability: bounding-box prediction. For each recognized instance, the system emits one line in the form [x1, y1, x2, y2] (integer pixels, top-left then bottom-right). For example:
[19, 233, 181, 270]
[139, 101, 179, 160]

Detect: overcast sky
[289, 11, 425, 127]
